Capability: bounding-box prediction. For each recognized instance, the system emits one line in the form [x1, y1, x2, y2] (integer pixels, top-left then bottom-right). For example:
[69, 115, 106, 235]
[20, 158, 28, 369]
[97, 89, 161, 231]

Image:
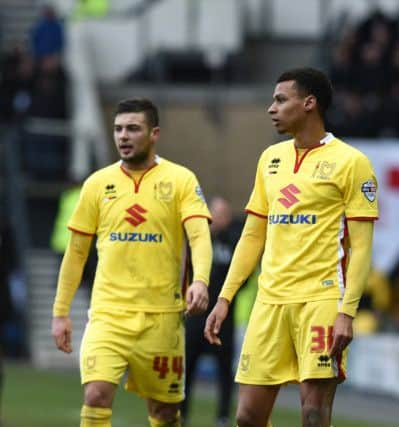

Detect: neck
[293, 123, 327, 149]
[122, 154, 157, 172]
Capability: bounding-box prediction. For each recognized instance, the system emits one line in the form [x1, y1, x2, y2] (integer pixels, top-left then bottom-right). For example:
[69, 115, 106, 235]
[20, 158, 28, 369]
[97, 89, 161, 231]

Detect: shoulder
[84, 162, 121, 184]
[258, 140, 293, 162]
[81, 162, 121, 192]
[329, 137, 372, 165]
[159, 157, 197, 180]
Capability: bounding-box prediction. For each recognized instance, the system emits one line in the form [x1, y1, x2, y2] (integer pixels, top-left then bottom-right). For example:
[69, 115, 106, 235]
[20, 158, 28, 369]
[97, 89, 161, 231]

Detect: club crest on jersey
[361, 179, 377, 202]
[312, 161, 336, 179]
[240, 354, 250, 372]
[154, 181, 174, 201]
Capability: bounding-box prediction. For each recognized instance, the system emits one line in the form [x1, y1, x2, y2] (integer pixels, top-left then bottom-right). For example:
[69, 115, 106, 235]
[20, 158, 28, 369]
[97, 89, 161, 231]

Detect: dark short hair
[114, 98, 159, 128]
[277, 67, 333, 118]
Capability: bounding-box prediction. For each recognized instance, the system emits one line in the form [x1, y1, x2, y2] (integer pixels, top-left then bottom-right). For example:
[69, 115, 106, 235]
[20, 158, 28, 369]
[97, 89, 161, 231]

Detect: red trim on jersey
[293, 145, 322, 173]
[68, 226, 94, 236]
[182, 214, 212, 224]
[340, 218, 349, 289]
[119, 163, 158, 193]
[120, 165, 131, 178]
[245, 209, 268, 219]
[181, 243, 190, 300]
[335, 351, 346, 383]
[346, 216, 378, 221]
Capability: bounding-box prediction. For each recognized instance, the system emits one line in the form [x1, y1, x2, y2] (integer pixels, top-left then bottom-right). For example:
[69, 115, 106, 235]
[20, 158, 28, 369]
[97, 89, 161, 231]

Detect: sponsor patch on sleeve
[361, 179, 377, 202]
[195, 185, 206, 202]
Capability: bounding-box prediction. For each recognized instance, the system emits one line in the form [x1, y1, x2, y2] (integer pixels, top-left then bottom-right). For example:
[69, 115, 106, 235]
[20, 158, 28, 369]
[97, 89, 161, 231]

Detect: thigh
[236, 300, 298, 385]
[80, 313, 132, 386]
[296, 300, 348, 382]
[126, 312, 185, 403]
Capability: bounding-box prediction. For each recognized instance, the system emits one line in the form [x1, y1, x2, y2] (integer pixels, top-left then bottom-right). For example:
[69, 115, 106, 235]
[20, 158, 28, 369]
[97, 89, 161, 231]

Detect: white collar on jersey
[118, 154, 162, 167]
[320, 133, 334, 144]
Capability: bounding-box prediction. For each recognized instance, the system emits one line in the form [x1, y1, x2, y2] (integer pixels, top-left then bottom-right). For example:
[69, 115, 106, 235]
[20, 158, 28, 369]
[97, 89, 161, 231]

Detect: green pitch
[2, 362, 395, 427]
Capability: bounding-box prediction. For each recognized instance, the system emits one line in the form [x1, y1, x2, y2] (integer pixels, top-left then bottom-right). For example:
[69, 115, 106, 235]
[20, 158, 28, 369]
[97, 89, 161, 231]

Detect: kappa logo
[278, 184, 300, 208]
[125, 203, 147, 227]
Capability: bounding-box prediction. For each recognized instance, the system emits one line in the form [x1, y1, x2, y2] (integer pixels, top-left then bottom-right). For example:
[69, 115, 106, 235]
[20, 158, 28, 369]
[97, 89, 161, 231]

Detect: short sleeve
[180, 171, 211, 223]
[68, 177, 99, 234]
[245, 152, 269, 217]
[343, 153, 379, 219]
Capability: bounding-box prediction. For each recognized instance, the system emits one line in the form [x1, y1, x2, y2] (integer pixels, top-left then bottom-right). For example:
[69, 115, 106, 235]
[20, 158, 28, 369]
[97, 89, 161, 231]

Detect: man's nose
[267, 104, 275, 115]
[119, 128, 128, 138]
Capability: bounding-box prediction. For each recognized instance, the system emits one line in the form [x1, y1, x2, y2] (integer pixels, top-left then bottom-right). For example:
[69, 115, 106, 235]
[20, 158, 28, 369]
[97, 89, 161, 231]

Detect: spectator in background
[0, 45, 34, 122]
[28, 54, 68, 120]
[355, 42, 387, 95]
[30, 5, 64, 61]
[327, 90, 379, 138]
[182, 196, 241, 427]
[22, 45, 70, 180]
[353, 269, 391, 335]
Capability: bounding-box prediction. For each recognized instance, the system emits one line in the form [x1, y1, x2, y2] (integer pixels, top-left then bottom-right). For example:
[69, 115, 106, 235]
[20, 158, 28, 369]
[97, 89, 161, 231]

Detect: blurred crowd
[0, 5, 69, 180]
[326, 10, 399, 138]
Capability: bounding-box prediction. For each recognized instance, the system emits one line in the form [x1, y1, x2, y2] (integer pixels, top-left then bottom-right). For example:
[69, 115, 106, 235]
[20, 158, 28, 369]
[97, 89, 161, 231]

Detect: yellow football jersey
[68, 156, 211, 313]
[246, 133, 378, 304]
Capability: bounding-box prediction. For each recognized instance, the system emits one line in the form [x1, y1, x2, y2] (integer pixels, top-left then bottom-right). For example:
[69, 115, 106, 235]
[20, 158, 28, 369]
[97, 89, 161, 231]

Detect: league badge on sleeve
[195, 185, 206, 202]
[361, 179, 377, 202]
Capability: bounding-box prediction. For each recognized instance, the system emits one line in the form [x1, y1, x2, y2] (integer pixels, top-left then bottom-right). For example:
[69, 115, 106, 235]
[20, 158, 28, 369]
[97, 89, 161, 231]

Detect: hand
[329, 312, 353, 359]
[204, 298, 229, 346]
[52, 316, 73, 353]
[185, 281, 209, 316]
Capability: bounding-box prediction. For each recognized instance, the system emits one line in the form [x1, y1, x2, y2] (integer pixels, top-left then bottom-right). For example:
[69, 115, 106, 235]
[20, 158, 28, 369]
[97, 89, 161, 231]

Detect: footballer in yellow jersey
[68, 156, 211, 314]
[246, 133, 378, 307]
[205, 68, 378, 427]
[52, 98, 212, 427]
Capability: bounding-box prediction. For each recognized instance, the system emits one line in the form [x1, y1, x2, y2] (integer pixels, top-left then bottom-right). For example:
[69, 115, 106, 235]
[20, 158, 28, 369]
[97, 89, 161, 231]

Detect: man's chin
[121, 154, 148, 166]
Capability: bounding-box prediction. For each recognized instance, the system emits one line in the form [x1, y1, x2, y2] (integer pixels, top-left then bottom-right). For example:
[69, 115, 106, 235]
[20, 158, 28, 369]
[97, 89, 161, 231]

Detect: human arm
[330, 220, 373, 358]
[52, 231, 93, 353]
[184, 217, 212, 316]
[204, 213, 267, 345]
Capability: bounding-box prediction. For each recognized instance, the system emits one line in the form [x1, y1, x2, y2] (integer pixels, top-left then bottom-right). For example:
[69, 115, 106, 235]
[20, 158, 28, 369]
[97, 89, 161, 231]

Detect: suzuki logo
[278, 184, 300, 208]
[125, 204, 147, 227]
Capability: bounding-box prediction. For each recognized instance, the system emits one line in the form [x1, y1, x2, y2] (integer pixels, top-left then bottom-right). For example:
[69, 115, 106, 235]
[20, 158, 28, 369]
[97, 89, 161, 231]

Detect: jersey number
[153, 356, 184, 379]
[310, 325, 333, 353]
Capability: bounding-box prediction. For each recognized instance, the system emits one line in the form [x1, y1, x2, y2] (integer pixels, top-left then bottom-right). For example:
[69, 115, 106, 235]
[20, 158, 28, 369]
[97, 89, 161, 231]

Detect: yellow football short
[80, 310, 185, 403]
[236, 299, 347, 385]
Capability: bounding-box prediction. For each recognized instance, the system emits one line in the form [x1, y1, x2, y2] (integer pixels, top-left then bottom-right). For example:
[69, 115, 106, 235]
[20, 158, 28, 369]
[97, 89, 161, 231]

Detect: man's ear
[304, 95, 317, 112]
[151, 126, 160, 140]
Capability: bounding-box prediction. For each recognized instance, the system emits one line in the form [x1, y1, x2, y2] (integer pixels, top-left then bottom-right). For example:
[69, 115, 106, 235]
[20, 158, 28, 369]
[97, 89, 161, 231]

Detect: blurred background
[1, 1, 399, 426]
